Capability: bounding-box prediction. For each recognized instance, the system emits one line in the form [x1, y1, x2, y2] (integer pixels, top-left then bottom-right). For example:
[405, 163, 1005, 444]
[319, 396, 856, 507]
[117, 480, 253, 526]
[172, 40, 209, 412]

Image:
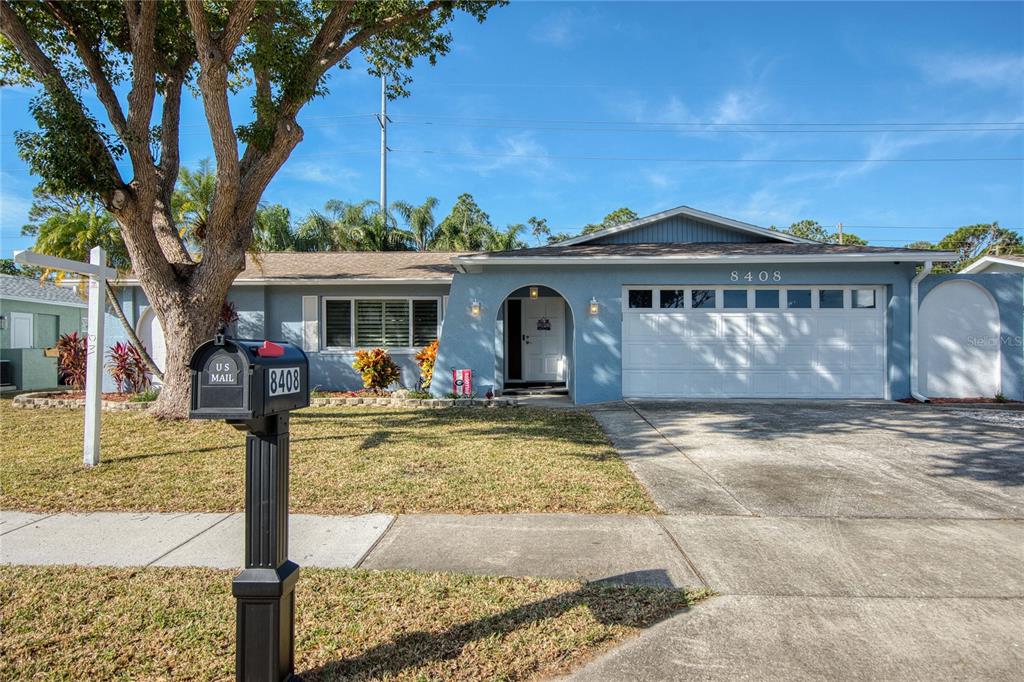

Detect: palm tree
[21, 190, 162, 379]
[251, 204, 297, 251]
[486, 223, 527, 251]
[392, 197, 439, 251]
[296, 199, 414, 251]
[172, 158, 216, 245]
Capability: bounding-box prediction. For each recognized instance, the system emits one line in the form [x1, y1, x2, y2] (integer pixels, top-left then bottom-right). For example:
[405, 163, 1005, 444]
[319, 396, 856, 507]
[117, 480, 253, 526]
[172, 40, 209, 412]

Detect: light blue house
[105, 205, 1024, 402]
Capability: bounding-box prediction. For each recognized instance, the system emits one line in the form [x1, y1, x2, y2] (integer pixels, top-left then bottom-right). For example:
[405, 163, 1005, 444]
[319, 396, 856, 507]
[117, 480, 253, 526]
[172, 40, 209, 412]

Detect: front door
[522, 298, 565, 382]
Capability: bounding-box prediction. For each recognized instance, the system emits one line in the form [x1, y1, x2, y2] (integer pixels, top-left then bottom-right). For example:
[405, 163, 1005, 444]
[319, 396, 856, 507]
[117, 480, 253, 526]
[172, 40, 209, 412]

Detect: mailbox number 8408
[268, 367, 301, 396]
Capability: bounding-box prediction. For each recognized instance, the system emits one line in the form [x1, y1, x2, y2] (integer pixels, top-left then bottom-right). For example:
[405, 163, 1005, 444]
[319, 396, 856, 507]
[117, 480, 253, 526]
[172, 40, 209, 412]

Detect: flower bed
[310, 396, 518, 408]
[11, 391, 153, 411]
[12, 391, 517, 411]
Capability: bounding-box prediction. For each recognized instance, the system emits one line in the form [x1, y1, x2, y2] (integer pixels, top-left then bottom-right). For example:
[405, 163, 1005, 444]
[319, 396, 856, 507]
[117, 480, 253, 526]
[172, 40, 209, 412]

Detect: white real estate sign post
[15, 246, 117, 467]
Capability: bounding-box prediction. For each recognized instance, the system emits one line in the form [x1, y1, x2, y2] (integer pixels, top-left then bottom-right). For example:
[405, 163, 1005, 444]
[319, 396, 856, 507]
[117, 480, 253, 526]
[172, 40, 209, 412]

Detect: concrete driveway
[569, 401, 1024, 681]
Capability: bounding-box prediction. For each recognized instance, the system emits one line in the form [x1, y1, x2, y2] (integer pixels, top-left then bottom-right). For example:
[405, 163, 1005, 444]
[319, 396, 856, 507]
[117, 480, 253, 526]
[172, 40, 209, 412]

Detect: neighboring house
[0, 274, 86, 391]
[960, 254, 1024, 274]
[104, 204, 1024, 402]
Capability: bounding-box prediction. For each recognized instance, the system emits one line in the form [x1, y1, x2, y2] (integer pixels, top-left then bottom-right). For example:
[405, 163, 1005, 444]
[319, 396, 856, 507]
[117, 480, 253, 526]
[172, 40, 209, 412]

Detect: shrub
[56, 332, 87, 389]
[352, 348, 401, 392]
[219, 300, 239, 330]
[106, 341, 152, 394]
[415, 339, 438, 389]
[130, 387, 160, 402]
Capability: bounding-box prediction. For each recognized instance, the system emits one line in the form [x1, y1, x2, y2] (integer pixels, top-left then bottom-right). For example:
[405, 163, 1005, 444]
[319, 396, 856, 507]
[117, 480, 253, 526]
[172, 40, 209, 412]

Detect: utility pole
[378, 75, 388, 222]
[837, 222, 844, 245]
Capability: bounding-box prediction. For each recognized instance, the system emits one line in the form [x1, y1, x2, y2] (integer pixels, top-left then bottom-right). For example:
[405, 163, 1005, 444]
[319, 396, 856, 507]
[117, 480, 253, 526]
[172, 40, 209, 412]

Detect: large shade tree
[0, 0, 501, 416]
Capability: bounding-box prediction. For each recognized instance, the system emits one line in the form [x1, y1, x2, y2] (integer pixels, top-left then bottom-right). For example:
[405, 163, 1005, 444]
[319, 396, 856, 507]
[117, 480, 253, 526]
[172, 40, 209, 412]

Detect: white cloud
[531, 8, 581, 48]
[282, 159, 359, 187]
[917, 52, 1024, 91]
[453, 131, 561, 179]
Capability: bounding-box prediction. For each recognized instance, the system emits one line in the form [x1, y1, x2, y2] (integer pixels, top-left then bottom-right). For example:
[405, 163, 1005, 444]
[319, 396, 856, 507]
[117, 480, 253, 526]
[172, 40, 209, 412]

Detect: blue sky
[1, 1, 1022, 256]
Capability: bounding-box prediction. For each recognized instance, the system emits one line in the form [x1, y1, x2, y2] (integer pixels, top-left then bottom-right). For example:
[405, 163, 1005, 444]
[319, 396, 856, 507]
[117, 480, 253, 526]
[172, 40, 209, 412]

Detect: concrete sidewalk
[0, 510, 701, 587]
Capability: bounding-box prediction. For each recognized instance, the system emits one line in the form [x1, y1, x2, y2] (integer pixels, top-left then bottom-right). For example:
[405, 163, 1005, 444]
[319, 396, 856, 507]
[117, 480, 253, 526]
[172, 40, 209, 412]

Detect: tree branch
[0, 0, 125, 191]
[42, 1, 129, 141]
[122, 0, 158, 199]
[152, 62, 193, 266]
[185, 0, 241, 249]
[219, 0, 257, 57]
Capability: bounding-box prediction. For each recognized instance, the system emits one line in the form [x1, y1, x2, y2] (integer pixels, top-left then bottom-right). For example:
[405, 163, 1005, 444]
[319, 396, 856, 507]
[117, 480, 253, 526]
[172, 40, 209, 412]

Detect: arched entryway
[495, 285, 574, 397]
[920, 280, 1001, 398]
[136, 306, 166, 381]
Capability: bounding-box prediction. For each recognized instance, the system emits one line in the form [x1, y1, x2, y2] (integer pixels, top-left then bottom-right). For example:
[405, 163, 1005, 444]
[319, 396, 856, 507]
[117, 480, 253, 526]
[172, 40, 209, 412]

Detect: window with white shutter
[412, 299, 439, 346]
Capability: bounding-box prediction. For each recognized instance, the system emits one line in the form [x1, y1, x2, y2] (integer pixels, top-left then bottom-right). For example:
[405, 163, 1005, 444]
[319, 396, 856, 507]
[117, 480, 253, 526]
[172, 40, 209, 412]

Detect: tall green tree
[0, 1, 502, 416]
[20, 189, 162, 378]
[432, 193, 493, 251]
[581, 207, 639, 235]
[250, 204, 296, 251]
[935, 222, 1022, 272]
[392, 196, 438, 250]
[486, 223, 527, 251]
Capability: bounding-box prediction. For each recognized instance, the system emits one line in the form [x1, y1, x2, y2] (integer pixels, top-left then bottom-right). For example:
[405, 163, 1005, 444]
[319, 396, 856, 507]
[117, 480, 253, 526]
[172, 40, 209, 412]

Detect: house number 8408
[731, 270, 782, 283]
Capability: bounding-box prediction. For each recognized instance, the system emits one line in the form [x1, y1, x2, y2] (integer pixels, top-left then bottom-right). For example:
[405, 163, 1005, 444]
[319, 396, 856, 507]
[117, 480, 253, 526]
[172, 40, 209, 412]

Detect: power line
[392, 113, 1024, 127]
[390, 119, 1024, 135]
[390, 148, 1024, 163]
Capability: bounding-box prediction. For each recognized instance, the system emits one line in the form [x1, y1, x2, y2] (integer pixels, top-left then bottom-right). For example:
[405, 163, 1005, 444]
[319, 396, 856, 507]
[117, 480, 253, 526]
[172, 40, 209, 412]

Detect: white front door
[522, 298, 565, 382]
[137, 307, 166, 381]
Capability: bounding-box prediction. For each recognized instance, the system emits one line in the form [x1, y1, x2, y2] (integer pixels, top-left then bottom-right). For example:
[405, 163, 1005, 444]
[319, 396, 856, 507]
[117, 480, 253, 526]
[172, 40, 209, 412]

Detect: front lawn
[0, 565, 702, 680]
[0, 404, 654, 514]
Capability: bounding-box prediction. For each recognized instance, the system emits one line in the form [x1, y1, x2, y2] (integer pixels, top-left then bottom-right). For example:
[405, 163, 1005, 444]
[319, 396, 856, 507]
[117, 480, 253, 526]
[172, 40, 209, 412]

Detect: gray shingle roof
[0, 274, 86, 307]
[237, 251, 462, 281]
[458, 242, 957, 261]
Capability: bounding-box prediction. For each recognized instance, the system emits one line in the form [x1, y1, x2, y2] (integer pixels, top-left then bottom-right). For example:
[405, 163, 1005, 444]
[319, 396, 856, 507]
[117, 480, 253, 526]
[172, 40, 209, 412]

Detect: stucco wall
[919, 273, 1024, 400]
[432, 262, 920, 403]
[103, 282, 450, 392]
[0, 298, 84, 389]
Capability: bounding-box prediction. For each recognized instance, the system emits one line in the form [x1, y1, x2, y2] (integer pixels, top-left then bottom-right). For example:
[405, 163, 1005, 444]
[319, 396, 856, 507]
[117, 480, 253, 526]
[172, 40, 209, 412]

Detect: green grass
[0, 404, 655, 514]
[0, 565, 704, 681]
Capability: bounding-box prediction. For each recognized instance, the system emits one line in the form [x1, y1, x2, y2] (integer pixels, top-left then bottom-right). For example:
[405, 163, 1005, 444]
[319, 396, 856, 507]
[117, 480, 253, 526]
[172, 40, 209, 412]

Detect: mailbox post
[189, 335, 309, 682]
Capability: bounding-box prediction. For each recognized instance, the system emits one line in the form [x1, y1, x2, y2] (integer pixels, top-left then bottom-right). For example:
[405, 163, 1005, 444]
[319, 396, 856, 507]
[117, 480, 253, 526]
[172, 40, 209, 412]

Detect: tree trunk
[149, 293, 221, 419]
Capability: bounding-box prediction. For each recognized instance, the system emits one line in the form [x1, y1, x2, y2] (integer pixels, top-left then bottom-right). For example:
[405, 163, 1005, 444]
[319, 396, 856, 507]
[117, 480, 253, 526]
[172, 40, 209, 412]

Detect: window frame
[320, 295, 442, 352]
[623, 285, 883, 313]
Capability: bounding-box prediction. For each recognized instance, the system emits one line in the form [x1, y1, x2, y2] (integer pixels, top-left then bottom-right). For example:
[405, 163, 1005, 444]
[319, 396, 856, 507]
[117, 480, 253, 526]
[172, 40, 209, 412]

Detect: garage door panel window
[819, 289, 844, 308]
[786, 289, 812, 309]
[628, 289, 653, 309]
[691, 289, 716, 309]
[755, 290, 780, 309]
[852, 289, 876, 308]
[659, 289, 686, 309]
[723, 289, 748, 309]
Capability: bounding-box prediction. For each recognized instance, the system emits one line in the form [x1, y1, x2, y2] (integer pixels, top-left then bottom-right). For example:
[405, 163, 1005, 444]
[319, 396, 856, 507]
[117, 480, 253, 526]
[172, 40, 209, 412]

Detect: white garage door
[622, 285, 886, 399]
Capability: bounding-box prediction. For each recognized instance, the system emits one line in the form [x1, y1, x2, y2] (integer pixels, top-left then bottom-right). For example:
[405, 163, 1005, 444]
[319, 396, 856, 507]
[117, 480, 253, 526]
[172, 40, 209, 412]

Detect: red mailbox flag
[258, 340, 285, 357]
[452, 369, 472, 396]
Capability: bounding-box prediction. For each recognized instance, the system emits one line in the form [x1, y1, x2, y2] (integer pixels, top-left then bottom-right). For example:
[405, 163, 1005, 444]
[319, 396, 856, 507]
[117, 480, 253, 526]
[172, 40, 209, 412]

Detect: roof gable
[960, 254, 1024, 273]
[559, 205, 812, 247]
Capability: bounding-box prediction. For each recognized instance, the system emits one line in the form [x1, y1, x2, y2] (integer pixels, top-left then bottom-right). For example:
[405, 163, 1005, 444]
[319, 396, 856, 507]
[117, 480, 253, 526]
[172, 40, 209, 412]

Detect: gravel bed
[949, 409, 1024, 429]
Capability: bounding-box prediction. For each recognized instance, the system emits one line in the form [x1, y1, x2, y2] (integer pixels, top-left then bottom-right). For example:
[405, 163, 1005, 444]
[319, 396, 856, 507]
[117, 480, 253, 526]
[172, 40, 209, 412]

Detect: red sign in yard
[452, 368, 473, 396]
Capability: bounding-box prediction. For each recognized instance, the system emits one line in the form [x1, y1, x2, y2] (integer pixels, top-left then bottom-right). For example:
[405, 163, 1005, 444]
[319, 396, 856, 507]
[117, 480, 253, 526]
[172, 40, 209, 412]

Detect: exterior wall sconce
[470, 300, 481, 316]
[589, 297, 600, 315]
[529, 286, 539, 299]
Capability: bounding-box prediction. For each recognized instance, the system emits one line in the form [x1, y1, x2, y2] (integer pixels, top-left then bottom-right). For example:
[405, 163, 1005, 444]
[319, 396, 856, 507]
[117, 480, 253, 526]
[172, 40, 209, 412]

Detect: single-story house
[104, 205, 1024, 402]
[960, 254, 1024, 274]
[0, 273, 86, 391]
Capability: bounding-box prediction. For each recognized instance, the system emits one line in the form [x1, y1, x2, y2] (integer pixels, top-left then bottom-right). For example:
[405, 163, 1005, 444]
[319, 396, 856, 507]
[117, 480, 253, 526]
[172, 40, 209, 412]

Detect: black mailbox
[190, 337, 309, 421]
[188, 334, 309, 682]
